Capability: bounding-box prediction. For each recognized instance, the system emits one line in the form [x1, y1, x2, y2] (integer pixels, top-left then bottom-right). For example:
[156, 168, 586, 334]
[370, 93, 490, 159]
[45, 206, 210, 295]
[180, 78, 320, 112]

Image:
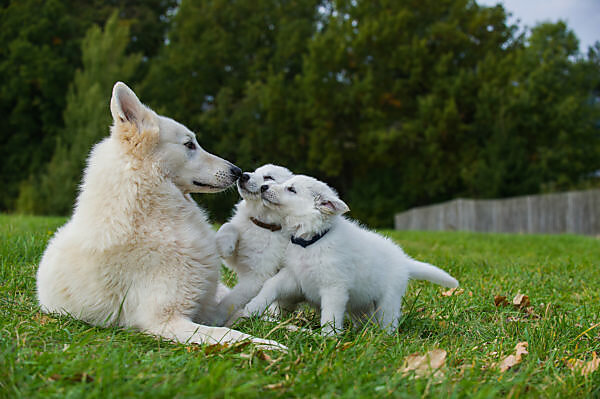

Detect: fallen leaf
[512, 294, 530, 309]
[497, 342, 528, 372]
[494, 295, 509, 307]
[256, 350, 275, 364]
[400, 348, 447, 380]
[203, 343, 230, 355]
[567, 352, 600, 376]
[441, 288, 464, 297]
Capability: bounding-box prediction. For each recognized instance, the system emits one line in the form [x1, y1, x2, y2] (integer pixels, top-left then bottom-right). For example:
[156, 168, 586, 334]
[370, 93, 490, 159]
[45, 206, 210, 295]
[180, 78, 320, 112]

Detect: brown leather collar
[250, 217, 282, 232]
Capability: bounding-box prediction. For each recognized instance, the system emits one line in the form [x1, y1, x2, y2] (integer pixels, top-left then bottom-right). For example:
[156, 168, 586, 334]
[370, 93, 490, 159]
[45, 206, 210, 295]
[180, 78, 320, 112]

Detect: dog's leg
[242, 268, 299, 318]
[215, 282, 231, 303]
[319, 288, 349, 336]
[144, 316, 286, 351]
[213, 276, 264, 326]
[375, 289, 405, 334]
[215, 222, 239, 258]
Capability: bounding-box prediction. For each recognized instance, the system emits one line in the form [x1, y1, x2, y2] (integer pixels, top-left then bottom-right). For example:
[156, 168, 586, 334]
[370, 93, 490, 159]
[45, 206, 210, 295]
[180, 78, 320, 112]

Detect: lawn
[1, 214, 599, 398]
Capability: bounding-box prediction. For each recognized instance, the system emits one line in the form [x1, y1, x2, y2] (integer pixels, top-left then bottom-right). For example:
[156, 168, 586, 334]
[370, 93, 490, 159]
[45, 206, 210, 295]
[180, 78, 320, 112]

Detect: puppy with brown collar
[213, 164, 298, 326]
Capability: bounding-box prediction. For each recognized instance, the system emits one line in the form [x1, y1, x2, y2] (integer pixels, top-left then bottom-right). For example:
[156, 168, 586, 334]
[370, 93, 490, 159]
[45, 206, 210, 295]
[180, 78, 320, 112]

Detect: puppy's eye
[263, 175, 274, 181]
[287, 186, 296, 194]
[184, 141, 196, 150]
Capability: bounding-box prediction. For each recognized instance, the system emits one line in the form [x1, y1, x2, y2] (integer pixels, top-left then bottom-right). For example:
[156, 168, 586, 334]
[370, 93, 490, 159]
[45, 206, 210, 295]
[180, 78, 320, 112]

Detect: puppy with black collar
[243, 175, 459, 335]
[213, 164, 296, 326]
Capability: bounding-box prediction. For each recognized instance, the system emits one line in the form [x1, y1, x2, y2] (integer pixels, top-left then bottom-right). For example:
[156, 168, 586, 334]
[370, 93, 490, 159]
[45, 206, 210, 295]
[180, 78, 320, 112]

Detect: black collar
[291, 229, 330, 248]
[250, 217, 282, 232]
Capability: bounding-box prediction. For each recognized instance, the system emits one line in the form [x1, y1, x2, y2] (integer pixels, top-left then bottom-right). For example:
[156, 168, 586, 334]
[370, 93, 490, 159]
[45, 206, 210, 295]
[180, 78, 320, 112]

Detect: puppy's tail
[407, 260, 458, 288]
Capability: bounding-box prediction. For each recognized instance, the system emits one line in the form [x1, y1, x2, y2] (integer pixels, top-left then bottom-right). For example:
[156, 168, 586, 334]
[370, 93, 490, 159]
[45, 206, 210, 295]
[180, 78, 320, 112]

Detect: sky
[477, 0, 600, 52]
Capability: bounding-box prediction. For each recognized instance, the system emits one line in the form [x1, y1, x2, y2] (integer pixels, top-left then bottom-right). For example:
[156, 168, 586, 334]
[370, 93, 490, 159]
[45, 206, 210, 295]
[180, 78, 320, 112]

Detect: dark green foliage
[16, 12, 141, 215]
[0, 0, 87, 211]
[0, 0, 175, 212]
[1, 0, 599, 225]
[141, 0, 322, 221]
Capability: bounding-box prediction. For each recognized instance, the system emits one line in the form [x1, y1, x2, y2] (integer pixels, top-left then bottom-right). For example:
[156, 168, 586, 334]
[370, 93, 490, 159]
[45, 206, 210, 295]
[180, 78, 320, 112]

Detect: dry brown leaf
[256, 350, 276, 364]
[400, 348, 447, 380]
[497, 342, 528, 372]
[512, 294, 530, 309]
[515, 342, 528, 357]
[567, 352, 600, 376]
[203, 342, 231, 355]
[441, 288, 464, 297]
[494, 295, 509, 307]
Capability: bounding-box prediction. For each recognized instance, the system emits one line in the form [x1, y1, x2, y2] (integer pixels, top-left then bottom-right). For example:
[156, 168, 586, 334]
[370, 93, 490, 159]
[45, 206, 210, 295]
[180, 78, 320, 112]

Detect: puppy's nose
[240, 173, 250, 183]
[261, 184, 269, 193]
[230, 165, 242, 178]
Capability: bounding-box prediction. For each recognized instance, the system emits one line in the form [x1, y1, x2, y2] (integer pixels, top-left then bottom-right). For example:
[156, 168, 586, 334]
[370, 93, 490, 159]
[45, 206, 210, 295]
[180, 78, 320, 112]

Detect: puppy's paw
[225, 308, 250, 327]
[216, 232, 237, 258]
[321, 324, 341, 337]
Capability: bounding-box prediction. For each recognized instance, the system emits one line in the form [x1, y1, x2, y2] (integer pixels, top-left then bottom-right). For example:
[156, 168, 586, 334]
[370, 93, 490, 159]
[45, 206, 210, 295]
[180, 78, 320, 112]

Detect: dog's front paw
[216, 232, 237, 258]
[217, 327, 287, 352]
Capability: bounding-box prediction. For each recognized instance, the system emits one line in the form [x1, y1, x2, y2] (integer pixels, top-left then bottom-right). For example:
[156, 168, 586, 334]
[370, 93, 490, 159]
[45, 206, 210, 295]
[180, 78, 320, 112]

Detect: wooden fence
[394, 189, 600, 235]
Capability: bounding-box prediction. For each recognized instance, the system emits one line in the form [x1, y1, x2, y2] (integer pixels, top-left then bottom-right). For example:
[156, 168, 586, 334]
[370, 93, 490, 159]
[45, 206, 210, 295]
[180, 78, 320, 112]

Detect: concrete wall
[394, 189, 600, 235]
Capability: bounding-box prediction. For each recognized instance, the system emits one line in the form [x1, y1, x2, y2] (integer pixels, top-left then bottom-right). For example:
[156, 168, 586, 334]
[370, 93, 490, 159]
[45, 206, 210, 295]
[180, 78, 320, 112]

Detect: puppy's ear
[316, 195, 349, 215]
[110, 82, 145, 127]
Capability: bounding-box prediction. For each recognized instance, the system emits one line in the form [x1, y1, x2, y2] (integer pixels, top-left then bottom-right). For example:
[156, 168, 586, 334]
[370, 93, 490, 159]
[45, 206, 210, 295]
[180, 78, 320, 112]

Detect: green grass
[1, 214, 599, 398]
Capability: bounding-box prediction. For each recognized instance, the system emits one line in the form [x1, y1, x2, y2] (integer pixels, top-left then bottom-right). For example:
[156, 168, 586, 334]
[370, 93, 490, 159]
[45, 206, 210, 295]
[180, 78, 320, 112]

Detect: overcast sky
[477, 0, 600, 52]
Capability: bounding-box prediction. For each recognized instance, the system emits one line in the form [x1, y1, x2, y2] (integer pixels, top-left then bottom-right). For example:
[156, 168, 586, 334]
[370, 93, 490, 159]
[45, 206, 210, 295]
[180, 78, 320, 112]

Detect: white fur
[213, 164, 297, 326]
[243, 175, 459, 335]
[36, 82, 284, 350]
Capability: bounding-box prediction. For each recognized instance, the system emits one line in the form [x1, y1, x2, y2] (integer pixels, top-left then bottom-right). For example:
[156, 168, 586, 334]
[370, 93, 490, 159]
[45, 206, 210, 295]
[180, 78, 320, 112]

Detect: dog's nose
[230, 165, 242, 178]
[261, 184, 269, 193]
[240, 173, 250, 183]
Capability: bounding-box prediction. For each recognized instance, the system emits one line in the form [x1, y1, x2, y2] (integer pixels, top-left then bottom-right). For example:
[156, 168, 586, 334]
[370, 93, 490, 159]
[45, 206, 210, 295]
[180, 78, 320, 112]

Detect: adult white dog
[36, 82, 283, 350]
[243, 175, 459, 335]
[213, 164, 295, 326]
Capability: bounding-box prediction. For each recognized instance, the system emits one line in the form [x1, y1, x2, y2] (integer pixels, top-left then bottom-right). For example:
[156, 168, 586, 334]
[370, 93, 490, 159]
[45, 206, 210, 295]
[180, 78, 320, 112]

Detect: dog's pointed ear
[316, 195, 349, 215]
[110, 82, 144, 126]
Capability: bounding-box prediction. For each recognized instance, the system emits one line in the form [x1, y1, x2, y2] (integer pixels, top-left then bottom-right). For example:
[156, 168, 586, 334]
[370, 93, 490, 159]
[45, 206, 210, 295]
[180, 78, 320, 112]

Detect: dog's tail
[407, 259, 458, 288]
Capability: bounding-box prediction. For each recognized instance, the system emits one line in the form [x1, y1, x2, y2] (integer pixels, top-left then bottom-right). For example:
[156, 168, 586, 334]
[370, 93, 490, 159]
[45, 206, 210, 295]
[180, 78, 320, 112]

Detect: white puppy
[37, 82, 283, 350]
[243, 175, 459, 335]
[213, 164, 295, 326]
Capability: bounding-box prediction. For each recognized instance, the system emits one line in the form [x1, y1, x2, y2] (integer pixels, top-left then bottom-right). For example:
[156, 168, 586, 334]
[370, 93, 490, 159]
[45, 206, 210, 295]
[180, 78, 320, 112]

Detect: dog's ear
[110, 81, 159, 158]
[110, 82, 145, 127]
[316, 195, 349, 215]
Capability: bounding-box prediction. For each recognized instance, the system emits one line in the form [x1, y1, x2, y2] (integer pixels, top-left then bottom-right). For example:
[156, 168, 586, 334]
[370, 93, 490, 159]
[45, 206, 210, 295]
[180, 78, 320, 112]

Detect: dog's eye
[184, 141, 196, 150]
[287, 186, 296, 194]
[263, 175, 274, 181]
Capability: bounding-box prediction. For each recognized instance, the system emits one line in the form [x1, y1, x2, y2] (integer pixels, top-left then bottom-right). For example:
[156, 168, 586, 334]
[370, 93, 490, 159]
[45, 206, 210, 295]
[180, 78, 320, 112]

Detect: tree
[0, 0, 176, 212]
[16, 12, 141, 215]
[142, 0, 321, 221]
[467, 22, 600, 198]
[298, 0, 519, 225]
